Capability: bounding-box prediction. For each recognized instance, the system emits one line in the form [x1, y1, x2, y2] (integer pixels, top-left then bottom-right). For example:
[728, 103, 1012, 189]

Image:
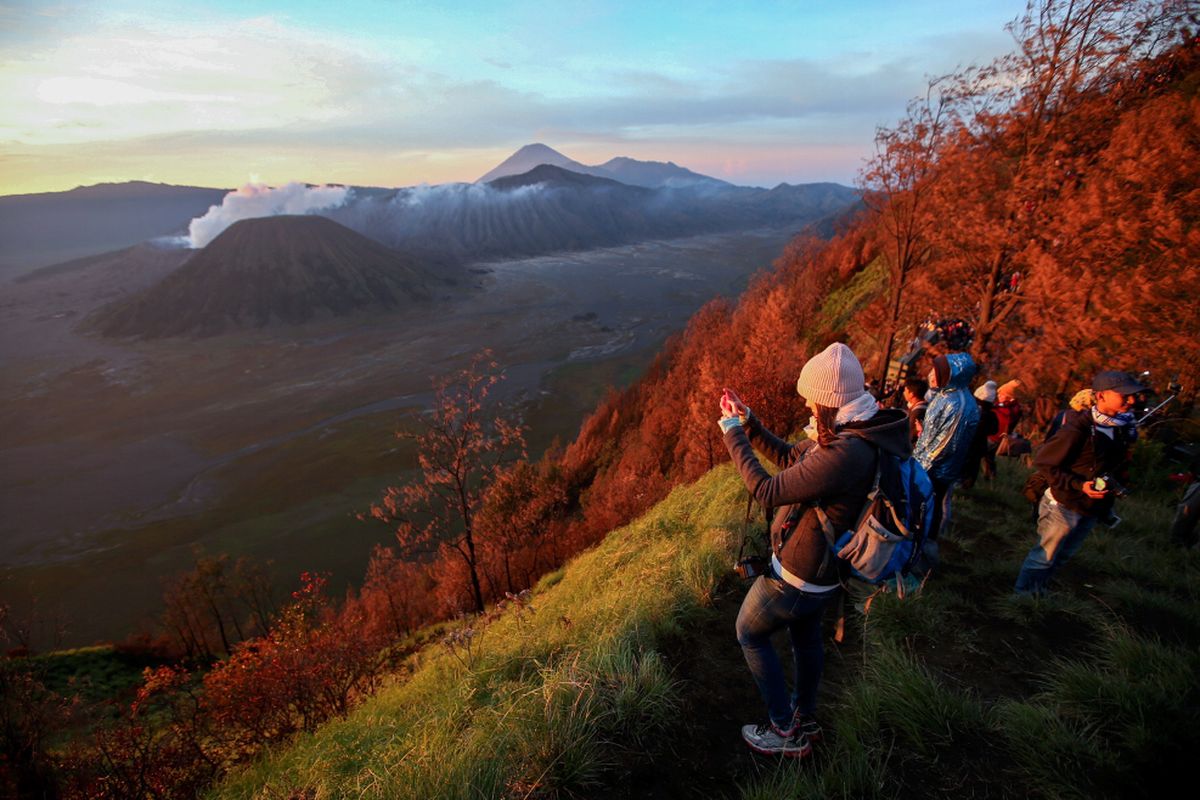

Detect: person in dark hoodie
[962, 380, 1000, 487]
[1014, 370, 1144, 595]
[718, 342, 911, 758]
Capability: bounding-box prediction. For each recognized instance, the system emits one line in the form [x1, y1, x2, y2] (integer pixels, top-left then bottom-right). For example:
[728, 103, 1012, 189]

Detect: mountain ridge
[0, 181, 229, 277]
[476, 143, 732, 188]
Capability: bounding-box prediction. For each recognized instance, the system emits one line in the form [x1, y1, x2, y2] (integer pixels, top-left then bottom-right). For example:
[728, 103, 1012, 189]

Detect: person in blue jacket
[913, 352, 979, 543]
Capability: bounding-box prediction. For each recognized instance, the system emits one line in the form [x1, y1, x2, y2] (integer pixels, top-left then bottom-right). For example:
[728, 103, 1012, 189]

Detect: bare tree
[859, 82, 950, 385]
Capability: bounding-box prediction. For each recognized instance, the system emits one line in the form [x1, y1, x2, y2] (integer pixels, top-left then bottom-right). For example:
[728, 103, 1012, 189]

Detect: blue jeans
[929, 477, 955, 541]
[1014, 493, 1097, 595]
[735, 571, 831, 728]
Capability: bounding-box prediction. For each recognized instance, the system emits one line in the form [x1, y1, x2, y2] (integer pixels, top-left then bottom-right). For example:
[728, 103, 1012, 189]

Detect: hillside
[7, 6, 1197, 797]
[90, 215, 441, 338]
[467, 15, 1199, 576]
[0, 181, 228, 277]
[209, 459, 1199, 799]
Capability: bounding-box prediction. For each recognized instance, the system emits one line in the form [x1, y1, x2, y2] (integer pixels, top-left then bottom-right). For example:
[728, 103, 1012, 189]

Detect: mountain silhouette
[476, 144, 590, 184]
[92, 215, 438, 338]
[328, 164, 858, 264]
[476, 144, 729, 188]
[0, 181, 228, 277]
[592, 156, 730, 188]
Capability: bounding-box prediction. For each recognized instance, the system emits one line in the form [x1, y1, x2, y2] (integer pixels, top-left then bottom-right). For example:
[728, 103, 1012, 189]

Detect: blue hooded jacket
[913, 352, 979, 482]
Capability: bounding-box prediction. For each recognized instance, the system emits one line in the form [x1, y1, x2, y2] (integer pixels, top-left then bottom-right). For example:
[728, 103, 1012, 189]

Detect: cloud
[0, 14, 401, 146]
[394, 181, 541, 208]
[0, 4, 1027, 192]
[187, 182, 351, 247]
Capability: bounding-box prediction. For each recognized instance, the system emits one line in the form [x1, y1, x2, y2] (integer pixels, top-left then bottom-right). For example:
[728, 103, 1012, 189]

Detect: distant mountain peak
[476, 145, 589, 184]
[476, 144, 731, 189]
[513, 143, 566, 157]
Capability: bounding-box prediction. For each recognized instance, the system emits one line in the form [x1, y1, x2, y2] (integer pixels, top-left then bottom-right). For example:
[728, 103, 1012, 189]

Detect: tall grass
[210, 446, 1198, 799]
[211, 466, 745, 799]
[739, 452, 1200, 799]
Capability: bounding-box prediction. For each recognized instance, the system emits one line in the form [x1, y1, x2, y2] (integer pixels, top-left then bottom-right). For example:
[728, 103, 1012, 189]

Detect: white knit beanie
[796, 342, 866, 408]
[974, 380, 997, 403]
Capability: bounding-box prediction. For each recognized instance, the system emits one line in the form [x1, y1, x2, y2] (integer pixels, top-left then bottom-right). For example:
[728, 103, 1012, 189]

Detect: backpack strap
[812, 444, 882, 643]
[735, 491, 755, 562]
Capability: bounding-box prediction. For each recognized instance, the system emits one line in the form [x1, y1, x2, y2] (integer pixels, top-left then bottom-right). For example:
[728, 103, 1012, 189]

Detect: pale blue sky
[1, 0, 1030, 193]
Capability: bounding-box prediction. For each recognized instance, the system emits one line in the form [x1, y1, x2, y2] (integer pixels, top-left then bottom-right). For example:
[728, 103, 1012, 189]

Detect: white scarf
[804, 392, 879, 443]
[1091, 408, 1134, 428]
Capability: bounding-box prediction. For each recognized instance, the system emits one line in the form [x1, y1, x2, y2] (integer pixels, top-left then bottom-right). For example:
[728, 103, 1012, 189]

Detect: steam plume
[188, 182, 351, 248]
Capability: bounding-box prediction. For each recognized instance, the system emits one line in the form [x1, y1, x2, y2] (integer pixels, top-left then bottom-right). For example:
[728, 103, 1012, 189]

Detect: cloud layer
[1, 1, 1027, 193]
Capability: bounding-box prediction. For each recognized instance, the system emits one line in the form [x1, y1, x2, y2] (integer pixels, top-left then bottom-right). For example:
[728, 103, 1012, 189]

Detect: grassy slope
[213, 465, 746, 799]
[744, 454, 1199, 800]
[210, 450, 1199, 800]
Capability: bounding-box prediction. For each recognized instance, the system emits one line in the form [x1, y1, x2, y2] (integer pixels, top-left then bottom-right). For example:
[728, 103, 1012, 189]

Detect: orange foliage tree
[860, 85, 949, 384]
[915, 0, 1193, 366]
[1015, 64, 1200, 396]
[358, 544, 439, 640]
[474, 459, 571, 594]
[370, 351, 526, 613]
[201, 573, 384, 759]
[160, 553, 277, 662]
[84, 572, 388, 798]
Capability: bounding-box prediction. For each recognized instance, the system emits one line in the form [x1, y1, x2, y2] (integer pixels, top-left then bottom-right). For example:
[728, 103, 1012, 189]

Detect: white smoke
[394, 181, 543, 209]
[187, 182, 352, 248]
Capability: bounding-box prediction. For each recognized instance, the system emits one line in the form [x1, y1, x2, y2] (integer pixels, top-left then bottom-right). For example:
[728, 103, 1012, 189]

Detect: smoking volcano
[92, 215, 441, 338]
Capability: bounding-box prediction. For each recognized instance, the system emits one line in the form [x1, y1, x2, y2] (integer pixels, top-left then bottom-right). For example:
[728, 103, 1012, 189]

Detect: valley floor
[0, 228, 795, 646]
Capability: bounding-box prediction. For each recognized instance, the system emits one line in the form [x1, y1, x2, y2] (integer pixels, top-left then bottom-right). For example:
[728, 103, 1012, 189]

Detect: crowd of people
[714, 341, 1184, 760]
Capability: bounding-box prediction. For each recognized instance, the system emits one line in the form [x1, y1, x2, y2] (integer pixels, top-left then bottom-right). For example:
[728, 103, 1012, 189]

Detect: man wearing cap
[718, 342, 911, 757]
[1014, 370, 1144, 595]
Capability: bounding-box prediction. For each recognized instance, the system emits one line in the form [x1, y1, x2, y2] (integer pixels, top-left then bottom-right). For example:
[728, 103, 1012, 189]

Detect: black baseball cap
[1092, 370, 1148, 394]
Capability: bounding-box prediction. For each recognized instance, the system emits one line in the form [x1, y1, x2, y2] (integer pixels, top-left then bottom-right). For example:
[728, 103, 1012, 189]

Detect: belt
[770, 554, 838, 594]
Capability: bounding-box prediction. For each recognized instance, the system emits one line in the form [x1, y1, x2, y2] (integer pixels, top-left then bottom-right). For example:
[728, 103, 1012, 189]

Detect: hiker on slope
[1014, 370, 1144, 595]
[718, 342, 911, 758]
[913, 352, 979, 546]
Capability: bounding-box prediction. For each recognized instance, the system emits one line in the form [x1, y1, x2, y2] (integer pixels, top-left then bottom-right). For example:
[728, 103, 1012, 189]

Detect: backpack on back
[815, 447, 934, 586]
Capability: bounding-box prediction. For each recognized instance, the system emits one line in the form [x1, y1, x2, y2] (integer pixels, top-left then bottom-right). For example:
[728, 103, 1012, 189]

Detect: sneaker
[790, 711, 823, 742]
[741, 722, 812, 758]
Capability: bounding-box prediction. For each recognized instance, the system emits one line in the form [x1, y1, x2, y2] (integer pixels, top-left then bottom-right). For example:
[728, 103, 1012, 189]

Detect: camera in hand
[734, 555, 768, 580]
[1093, 473, 1129, 498]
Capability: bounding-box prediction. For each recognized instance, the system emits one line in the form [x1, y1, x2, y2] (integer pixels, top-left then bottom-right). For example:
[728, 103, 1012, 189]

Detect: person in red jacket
[989, 379, 1023, 466]
[1014, 370, 1144, 595]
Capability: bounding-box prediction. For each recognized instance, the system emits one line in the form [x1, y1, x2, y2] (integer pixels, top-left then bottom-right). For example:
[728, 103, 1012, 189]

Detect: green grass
[24, 645, 154, 705]
[815, 257, 887, 335]
[211, 465, 747, 799]
[737, 451, 1200, 799]
[207, 447, 1200, 799]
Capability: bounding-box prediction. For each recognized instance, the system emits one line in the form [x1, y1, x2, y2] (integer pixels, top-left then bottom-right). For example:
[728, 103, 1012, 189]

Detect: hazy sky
[1, 0, 1030, 195]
